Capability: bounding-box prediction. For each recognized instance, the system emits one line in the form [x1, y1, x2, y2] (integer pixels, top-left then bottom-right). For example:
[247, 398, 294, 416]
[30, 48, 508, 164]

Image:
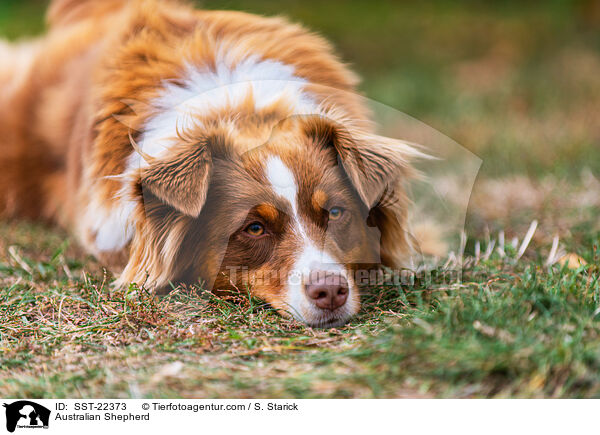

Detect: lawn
[0, 0, 599, 398]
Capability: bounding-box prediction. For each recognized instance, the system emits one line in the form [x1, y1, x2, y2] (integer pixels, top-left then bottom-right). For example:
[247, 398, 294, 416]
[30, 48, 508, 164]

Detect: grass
[1, 0, 599, 398]
[0, 220, 598, 398]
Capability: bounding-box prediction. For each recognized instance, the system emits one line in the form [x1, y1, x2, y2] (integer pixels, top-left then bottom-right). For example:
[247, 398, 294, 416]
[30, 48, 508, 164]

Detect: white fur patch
[265, 156, 353, 324]
[129, 54, 317, 171]
[0, 40, 39, 100]
[83, 196, 136, 253]
[266, 156, 298, 213]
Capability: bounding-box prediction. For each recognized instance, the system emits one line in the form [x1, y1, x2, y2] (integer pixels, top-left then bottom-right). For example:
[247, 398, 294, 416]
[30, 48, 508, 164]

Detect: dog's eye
[329, 207, 344, 221]
[244, 222, 265, 237]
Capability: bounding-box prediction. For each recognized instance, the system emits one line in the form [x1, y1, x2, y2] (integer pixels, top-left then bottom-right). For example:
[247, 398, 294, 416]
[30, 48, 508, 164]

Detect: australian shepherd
[0, 0, 424, 327]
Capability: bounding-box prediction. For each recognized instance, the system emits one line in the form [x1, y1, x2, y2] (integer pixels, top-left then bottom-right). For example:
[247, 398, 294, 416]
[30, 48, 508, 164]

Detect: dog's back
[0, 39, 44, 219]
[0, 0, 125, 222]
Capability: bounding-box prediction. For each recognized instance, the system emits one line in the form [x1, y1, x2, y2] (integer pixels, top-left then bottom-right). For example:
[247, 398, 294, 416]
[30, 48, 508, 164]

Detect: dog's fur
[0, 0, 422, 326]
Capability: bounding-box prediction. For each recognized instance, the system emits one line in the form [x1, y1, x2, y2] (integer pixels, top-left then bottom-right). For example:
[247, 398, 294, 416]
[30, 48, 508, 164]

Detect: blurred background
[1, 0, 599, 240]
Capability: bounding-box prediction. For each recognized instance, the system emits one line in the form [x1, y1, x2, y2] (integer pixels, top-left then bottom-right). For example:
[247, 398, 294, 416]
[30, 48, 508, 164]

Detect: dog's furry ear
[339, 133, 421, 208]
[139, 143, 212, 218]
[303, 116, 423, 208]
[303, 115, 428, 267]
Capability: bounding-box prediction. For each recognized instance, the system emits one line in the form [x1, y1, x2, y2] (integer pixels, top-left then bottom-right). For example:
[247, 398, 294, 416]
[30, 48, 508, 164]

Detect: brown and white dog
[0, 0, 423, 327]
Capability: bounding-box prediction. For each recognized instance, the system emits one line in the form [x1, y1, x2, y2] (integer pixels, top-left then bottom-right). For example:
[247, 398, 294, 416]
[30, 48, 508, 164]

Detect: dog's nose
[305, 273, 349, 310]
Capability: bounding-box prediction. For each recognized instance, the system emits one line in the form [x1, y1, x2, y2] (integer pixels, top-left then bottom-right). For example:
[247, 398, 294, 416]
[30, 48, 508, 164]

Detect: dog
[0, 0, 423, 327]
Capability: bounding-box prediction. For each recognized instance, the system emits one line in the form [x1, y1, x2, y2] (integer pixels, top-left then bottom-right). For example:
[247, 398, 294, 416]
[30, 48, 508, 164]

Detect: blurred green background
[1, 0, 599, 179]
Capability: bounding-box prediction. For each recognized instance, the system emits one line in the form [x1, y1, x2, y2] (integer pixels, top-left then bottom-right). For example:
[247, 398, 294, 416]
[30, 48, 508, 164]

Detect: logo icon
[2, 401, 50, 433]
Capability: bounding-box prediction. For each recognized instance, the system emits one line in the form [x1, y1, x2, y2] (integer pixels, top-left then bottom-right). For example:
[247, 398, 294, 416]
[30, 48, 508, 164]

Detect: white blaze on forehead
[266, 156, 299, 215]
[265, 155, 345, 267]
[265, 155, 346, 269]
[265, 156, 353, 322]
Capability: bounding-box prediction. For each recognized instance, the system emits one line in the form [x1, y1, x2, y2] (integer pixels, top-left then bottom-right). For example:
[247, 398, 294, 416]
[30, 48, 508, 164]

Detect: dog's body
[0, 0, 420, 326]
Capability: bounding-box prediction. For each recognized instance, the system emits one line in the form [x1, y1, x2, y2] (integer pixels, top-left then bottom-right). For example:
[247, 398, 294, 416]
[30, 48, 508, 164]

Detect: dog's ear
[139, 142, 212, 217]
[302, 115, 427, 267]
[303, 115, 422, 208]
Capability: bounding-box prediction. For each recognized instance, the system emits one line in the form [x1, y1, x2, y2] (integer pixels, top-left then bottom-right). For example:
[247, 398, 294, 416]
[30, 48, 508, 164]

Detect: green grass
[0, 221, 598, 398]
[1, 0, 599, 398]
[0, 1, 46, 39]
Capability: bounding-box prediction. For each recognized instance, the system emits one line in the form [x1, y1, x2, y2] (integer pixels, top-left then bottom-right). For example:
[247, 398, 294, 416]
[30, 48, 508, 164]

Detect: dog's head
[131, 114, 419, 327]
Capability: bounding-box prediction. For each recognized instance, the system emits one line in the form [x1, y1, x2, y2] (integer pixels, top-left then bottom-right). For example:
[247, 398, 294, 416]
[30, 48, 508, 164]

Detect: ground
[0, 0, 599, 398]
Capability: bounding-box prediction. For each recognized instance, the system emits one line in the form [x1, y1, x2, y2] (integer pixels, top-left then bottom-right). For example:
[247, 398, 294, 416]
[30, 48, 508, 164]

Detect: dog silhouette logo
[2, 401, 50, 433]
